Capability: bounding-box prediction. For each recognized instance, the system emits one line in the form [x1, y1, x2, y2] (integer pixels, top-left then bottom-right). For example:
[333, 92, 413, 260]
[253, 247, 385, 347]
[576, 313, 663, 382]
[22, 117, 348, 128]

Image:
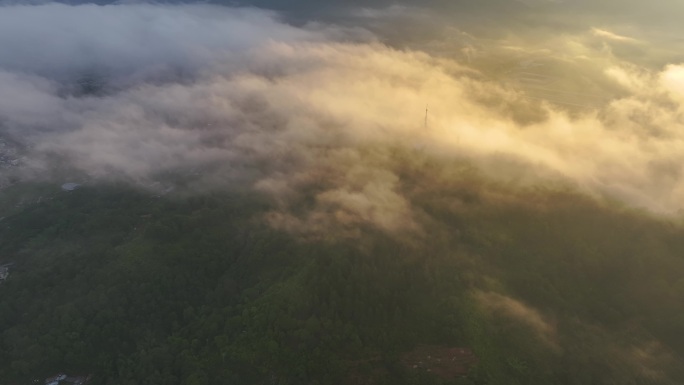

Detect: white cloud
[591, 28, 640, 44]
[4, 3, 684, 236]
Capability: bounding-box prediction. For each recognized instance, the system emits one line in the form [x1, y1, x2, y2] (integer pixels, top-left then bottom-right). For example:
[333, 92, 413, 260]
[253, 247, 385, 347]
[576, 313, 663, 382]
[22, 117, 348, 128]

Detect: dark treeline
[2, 155, 684, 384]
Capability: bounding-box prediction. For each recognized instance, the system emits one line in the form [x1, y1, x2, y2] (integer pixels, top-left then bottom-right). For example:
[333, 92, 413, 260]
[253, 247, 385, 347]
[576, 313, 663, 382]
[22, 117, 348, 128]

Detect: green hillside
[2, 156, 684, 385]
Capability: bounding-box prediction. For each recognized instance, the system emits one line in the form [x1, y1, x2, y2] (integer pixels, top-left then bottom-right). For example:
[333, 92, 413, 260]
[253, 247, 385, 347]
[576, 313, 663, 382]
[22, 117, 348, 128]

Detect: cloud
[0, 3, 318, 83]
[4, 3, 684, 237]
[474, 291, 557, 346]
[626, 340, 677, 382]
[591, 28, 640, 44]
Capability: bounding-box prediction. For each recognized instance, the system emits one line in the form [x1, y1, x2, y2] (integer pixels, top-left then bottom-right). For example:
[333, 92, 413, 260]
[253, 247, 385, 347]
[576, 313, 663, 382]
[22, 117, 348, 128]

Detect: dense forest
[2, 154, 684, 385]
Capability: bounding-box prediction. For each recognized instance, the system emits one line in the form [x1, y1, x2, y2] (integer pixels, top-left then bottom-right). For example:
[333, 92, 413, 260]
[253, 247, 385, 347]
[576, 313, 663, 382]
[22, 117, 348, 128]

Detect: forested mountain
[2, 154, 684, 385]
[3, 1, 684, 384]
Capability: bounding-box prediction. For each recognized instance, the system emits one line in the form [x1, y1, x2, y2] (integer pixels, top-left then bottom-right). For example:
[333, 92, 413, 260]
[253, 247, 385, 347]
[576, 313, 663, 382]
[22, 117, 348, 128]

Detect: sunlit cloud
[3, 3, 684, 238]
[591, 27, 640, 43]
[474, 291, 557, 347]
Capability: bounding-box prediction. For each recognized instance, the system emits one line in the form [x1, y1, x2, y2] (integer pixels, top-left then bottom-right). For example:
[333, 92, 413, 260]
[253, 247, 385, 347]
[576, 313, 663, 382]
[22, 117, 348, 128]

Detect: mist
[2, 2, 684, 238]
[4, 4, 684, 383]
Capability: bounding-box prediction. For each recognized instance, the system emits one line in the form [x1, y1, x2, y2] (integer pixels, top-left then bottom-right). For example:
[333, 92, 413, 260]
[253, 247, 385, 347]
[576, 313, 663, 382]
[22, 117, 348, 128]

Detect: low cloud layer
[474, 291, 557, 347]
[3, 3, 684, 236]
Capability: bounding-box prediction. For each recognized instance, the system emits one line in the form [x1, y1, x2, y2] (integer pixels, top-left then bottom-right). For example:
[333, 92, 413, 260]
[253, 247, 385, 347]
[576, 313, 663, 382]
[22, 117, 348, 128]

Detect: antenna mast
[424, 104, 428, 129]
